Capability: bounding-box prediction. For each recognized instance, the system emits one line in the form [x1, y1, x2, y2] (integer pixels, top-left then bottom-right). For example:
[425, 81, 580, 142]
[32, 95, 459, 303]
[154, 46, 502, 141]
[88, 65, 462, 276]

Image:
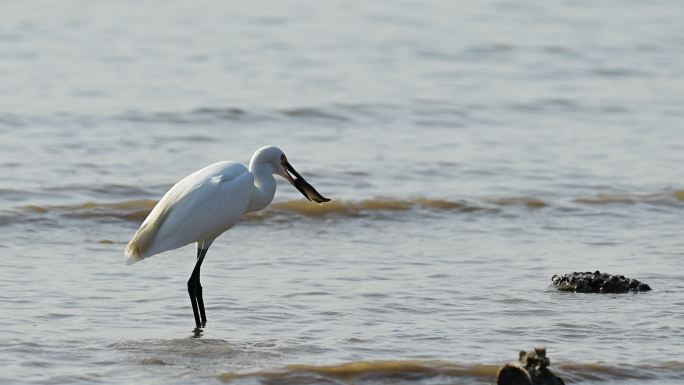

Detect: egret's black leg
[187, 246, 208, 328]
[187, 273, 201, 327]
[195, 248, 208, 326]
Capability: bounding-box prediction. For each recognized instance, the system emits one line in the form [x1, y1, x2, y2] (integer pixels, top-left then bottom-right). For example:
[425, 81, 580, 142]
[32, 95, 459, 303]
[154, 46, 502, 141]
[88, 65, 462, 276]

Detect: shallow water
[1, 1, 684, 384]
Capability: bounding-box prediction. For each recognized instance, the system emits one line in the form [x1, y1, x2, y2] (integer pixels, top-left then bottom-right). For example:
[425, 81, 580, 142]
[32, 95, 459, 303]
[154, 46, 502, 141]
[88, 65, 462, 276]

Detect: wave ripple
[3, 189, 683, 226]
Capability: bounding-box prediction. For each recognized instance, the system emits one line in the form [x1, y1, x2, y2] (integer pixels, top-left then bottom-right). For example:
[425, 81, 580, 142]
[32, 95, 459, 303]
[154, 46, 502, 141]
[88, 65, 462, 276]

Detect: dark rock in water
[518, 348, 565, 385]
[497, 364, 532, 385]
[551, 271, 651, 293]
[497, 347, 565, 385]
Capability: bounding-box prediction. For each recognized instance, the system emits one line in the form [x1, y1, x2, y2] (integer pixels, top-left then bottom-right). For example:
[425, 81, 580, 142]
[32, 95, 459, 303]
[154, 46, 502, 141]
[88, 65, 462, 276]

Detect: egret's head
[251, 145, 331, 204]
[250, 145, 286, 168]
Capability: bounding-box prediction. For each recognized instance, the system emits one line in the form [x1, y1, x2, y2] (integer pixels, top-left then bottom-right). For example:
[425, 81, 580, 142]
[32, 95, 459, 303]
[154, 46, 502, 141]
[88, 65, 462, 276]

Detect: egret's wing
[125, 162, 252, 263]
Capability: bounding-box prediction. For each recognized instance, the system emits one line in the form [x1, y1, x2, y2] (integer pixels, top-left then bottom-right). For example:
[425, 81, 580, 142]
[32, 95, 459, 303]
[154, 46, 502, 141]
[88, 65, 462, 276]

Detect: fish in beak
[280, 155, 331, 204]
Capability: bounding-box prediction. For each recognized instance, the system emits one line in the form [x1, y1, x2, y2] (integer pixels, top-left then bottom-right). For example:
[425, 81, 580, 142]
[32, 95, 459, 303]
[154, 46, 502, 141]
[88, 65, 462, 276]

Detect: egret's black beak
[282, 157, 331, 204]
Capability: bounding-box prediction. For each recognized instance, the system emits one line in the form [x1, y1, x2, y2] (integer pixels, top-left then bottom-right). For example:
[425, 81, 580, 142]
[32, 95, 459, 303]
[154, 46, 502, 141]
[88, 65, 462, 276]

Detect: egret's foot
[192, 327, 203, 338]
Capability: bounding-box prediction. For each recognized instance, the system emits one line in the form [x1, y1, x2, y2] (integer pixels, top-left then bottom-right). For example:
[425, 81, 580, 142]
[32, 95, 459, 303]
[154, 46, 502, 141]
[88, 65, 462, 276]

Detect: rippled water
[1, 1, 683, 384]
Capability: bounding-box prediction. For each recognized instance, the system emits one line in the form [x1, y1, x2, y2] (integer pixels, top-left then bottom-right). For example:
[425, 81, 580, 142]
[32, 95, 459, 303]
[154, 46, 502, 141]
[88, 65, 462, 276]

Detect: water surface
[1, 1, 683, 384]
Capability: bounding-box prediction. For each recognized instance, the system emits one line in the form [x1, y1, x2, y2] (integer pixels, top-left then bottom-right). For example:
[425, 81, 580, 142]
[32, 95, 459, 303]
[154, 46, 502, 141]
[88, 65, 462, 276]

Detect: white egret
[125, 145, 330, 328]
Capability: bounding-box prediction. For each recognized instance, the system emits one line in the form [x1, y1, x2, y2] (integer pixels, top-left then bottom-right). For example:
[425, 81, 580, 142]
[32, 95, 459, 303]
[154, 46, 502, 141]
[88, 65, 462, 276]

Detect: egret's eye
[280, 154, 286, 163]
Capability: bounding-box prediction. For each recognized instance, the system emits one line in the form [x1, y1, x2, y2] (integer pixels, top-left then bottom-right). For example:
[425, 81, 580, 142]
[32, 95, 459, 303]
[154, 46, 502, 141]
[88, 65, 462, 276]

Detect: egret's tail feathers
[124, 188, 181, 265]
[124, 222, 156, 265]
[126, 253, 144, 265]
[124, 239, 146, 265]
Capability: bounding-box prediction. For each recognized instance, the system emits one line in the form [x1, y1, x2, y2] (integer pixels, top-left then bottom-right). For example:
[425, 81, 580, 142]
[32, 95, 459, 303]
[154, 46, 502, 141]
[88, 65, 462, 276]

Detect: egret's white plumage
[125, 161, 253, 264]
[125, 145, 329, 264]
[124, 145, 330, 328]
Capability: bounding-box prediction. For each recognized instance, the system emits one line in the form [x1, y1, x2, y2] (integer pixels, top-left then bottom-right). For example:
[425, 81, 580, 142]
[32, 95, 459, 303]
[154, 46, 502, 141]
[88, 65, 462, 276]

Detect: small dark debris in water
[497, 347, 564, 385]
[551, 271, 651, 293]
[139, 357, 166, 365]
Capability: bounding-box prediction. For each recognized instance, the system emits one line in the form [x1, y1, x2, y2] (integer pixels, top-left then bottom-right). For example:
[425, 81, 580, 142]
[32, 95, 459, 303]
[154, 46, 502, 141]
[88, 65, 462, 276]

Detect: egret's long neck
[246, 161, 277, 213]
